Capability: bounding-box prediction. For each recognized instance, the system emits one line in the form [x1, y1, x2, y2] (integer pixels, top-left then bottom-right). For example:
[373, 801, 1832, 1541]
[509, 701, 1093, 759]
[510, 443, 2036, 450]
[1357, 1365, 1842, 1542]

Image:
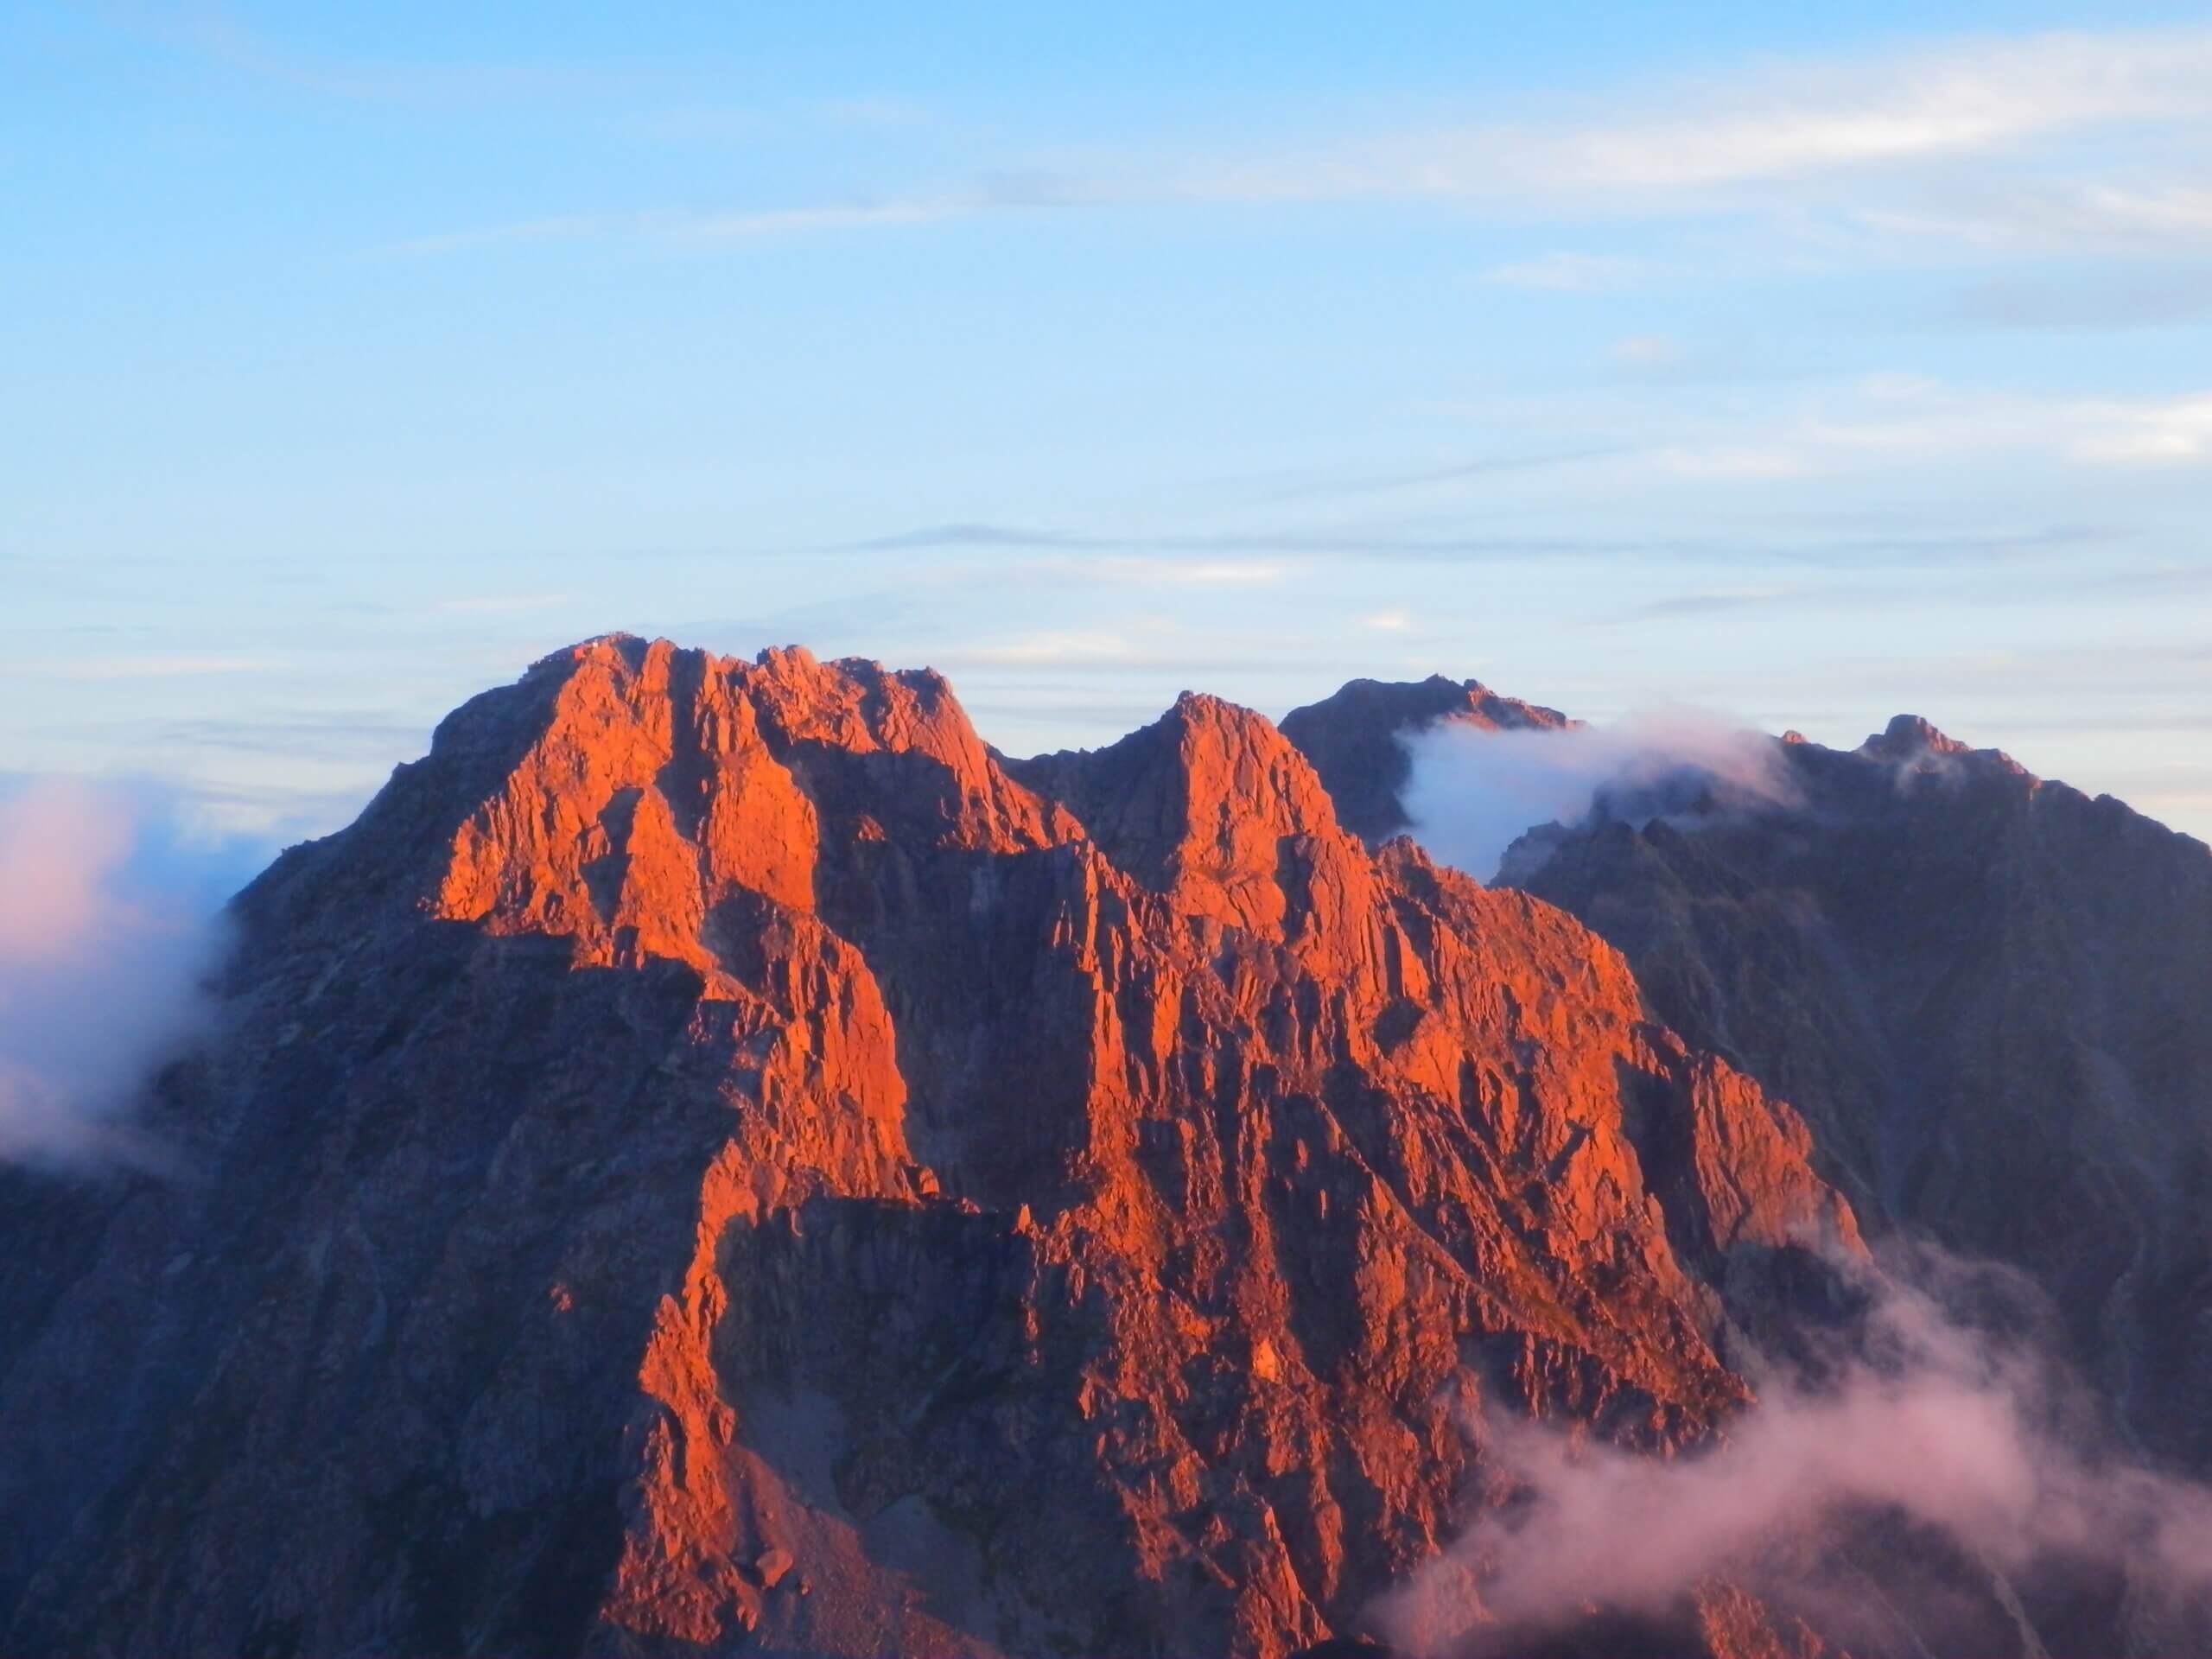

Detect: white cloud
[1589, 376, 2212, 480]
[10, 656, 281, 683]
[1402, 709, 1801, 881]
[397, 28, 2212, 258]
[1863, 178, 2212, 251]
[672, 198, 972, 241]
[1060, 556, 1287, 588]
[0, 782, 232, 1166]
[2066, 394, 2212, 467]
[434, 592, 575, 614]
[1361, 609, 1414, 632]
[938, 631, 1144, 668]
[1804, 379, 2212, 471]
[1175, 29, 2212, 202]
[1377, 1251, 2212, 1654]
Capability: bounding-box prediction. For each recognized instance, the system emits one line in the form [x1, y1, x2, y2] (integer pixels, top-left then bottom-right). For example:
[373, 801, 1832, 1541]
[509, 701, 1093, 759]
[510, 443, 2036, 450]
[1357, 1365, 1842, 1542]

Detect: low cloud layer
[0, 780, 244, 1167]
[1400, 709, 1800, 881]
[1376, 1250, 2212, 1656]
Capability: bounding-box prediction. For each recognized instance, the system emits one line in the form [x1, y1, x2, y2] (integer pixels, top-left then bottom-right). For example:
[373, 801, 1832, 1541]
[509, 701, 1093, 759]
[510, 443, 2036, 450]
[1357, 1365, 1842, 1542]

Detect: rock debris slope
[0, 637, 1855, 1659]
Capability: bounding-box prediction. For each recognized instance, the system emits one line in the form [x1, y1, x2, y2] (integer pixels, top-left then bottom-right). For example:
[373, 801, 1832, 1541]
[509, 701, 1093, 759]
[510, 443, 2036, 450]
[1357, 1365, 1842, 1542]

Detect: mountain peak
[1863, 711, 1973, 759]
[251, 637, 1074, 970]
[1009, 690, 1358, 935]
[1279, 672, 1576, 843]
[1855, 712, 2038, 785]
[4, 638, 1893, 1659]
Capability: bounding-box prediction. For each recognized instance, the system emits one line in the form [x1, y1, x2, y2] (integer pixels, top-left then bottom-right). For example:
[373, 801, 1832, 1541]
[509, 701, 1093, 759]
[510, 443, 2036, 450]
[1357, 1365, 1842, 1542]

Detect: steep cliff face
[0, 638, 1853, 1659]
[1281, 686, 2212, 1480]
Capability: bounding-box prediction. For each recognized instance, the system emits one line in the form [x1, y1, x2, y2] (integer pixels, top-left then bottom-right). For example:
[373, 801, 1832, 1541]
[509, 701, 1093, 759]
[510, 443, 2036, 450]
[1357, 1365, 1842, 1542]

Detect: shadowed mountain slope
[1282, 680, 2212, 1486]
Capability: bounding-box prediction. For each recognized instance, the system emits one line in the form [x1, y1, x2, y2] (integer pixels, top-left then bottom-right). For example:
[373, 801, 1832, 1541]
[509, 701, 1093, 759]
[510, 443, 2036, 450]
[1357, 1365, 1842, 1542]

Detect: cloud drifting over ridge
[0, 781, 239, 1167]
[1400, 709, 1799, 882]
[1375, 1251, 2212, 1656]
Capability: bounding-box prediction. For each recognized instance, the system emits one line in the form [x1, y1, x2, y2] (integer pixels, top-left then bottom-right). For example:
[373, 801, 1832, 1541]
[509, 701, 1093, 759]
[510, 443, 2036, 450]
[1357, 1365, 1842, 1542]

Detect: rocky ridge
[0, 637, 1860, 1659]
[1282, 677, 2212, 1486]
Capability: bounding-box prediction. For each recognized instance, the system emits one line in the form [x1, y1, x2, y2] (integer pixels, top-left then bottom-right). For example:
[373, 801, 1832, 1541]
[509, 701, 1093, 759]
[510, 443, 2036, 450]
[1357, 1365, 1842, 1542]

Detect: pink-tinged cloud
[0, 781, 230, 1166]
[1375, 1253, 2212, 1655]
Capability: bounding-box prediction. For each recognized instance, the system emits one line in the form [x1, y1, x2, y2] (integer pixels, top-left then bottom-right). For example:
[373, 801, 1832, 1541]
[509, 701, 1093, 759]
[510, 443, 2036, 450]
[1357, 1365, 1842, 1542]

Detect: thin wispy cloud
[1656, 446, 1809, 480]
[86, 1, 604, 108]
[2069, 393, 2212, 467]
[1613, 584, 1797, 623]
[674, 198, 976, 242]
[1249, 445, 1638, 504]
[1479, 29, 2212, 190]
[1056, 556, 1287, 587]
[842, 522, 1102, 552]
[1464, 376, 2212, 481]
[5, 655, 281, 683]
[1150, 33, 2212, 220]
[433, 592, 575, 614]
[938, 630, 1139, 668]
[826, 507, 2121, 570]
[931, 626, 1332, 678]
[1800, 378, 2212, 470]
[1866, 178, 2212, 252]
[390, 27, 2212, 258]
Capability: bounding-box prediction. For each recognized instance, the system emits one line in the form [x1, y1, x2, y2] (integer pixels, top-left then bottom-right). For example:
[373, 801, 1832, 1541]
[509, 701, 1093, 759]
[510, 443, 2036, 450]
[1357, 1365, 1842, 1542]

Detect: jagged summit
[1279, 672, 1574, 843]
[1864, 711, 1971, 757]
[1280, 665, 2212, 1590]
[1006, 687, 1363, 935]
[7, 646, 2200, 1657]
[1848, 710, 2039, 785]
[2, 639, 1861, 1659]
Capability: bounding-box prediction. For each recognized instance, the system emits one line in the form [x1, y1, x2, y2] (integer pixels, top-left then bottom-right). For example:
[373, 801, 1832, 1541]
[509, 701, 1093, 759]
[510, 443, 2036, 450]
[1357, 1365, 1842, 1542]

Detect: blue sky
[6, 3, 2211, 848]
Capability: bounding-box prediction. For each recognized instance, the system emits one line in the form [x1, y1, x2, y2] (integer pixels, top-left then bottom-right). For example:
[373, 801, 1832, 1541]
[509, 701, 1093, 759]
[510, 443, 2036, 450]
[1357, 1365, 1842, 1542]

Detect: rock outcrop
[0, 638, 1856, 1658]
[1278, 676, 1573, 845]
[1284, 682, 2212, 1495]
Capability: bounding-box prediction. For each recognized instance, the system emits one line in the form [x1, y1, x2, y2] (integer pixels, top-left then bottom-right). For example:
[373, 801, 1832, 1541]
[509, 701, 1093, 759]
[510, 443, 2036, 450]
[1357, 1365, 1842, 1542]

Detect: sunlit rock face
[0, 637, 1864, 1659]
[1285, 680, 2212, 1479]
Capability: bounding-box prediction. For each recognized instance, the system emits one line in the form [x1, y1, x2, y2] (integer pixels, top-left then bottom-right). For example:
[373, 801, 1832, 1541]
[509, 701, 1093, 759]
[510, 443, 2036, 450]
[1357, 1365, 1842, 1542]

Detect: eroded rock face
[1282, 679, 2212, 1614]
[0, 638, 1854, 1658]
[1501, 717, 2212, 1473]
